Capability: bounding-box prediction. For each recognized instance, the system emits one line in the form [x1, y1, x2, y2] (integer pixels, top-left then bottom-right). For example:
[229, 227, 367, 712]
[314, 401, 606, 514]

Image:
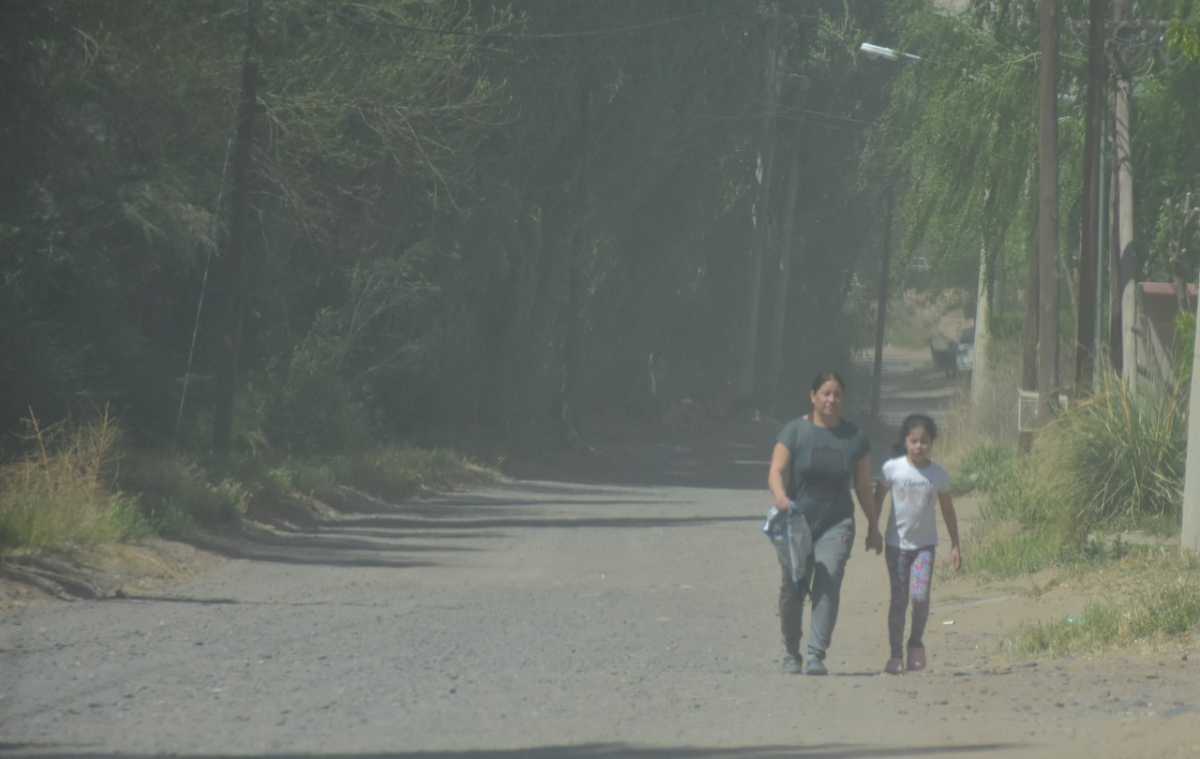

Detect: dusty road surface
[3, 352, 1200, 758]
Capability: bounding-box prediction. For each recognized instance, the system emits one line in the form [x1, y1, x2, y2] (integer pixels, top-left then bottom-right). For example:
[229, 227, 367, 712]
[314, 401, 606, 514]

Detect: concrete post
[1181, 277, 1200, 555]
[1122, 283, 1137, 393]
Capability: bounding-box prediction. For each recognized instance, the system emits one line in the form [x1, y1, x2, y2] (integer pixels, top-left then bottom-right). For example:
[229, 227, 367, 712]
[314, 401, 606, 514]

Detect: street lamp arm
[860, 42, 922, 63]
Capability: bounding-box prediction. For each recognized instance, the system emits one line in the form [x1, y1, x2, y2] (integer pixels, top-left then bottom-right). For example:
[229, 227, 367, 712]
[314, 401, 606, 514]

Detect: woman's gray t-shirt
[777, 417, 869, 532]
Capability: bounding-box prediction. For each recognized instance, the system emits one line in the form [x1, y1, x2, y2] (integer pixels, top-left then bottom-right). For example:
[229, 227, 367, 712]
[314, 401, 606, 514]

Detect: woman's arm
[854, 456, 883, 553]
[873, 479, 891, 527]
[938, 491, 962, 570]
[768, 443, 793, 509]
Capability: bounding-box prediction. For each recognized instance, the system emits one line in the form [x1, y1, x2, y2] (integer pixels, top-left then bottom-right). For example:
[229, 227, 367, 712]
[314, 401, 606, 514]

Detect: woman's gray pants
[778, 516, 855, 661]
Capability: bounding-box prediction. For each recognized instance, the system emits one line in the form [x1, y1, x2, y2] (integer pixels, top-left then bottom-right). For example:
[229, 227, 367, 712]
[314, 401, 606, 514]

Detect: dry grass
[1008, 550, 1200, 656]
[0, 410, 142, 550]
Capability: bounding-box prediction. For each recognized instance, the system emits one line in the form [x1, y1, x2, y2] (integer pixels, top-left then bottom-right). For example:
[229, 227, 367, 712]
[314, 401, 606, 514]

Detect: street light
[859, 42, 922, 63]
[860, 41, 919, 426]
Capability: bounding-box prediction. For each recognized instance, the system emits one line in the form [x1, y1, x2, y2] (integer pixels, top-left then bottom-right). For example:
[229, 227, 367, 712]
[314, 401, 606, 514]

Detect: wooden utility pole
[1110, 0, 1135, 373]
[212, 0, 260, 457]
[869, 190, 894, 423]
[1036, 0, 1059, 424]
[1075, 0, 1106, 390]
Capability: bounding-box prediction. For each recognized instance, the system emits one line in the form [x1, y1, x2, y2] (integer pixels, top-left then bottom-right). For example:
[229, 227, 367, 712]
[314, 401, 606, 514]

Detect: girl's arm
[937, 491, 962, 570]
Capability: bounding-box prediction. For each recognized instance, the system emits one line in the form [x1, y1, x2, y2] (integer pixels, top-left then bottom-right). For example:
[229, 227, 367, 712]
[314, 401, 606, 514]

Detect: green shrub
[261, 308, 372, 456]
[0, 412, 144, 549]
[119, 450, 248, 534]
[968, 373, 1185, 575]
[338, 447, 493, 502]
[990, 374, 1183, 533]
[955, 444, 1015, 495]
[1174, 310, 1195, 389]
[1051, 373, 1185, 529]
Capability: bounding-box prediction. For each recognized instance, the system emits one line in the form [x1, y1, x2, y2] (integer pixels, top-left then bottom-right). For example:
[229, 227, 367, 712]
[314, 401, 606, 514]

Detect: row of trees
[875, 0, 1200, 412]
[6, 0, 1196, 464]
[1, 1, 898, 459]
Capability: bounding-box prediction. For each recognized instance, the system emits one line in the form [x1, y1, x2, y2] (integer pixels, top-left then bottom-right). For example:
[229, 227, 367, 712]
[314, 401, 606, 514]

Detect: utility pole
[212, 0, 260, 457]
[1075, 0, 1106, 390]
[870, 190, 894, 423]
[1110, 0, 1135, 373]
[1036, 0, 1059, 424]
[1019, 163, 1038, 453]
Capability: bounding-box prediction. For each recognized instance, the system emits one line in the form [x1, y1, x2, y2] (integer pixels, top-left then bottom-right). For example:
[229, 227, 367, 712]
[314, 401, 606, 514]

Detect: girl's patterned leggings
[885, 544, 936, 659]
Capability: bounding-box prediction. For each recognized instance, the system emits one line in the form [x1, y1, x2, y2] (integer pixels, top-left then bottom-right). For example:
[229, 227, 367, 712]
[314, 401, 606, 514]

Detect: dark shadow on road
[99, 594, 419, 608]
[321, 514, 759, 531]
[0, 740, 1029, 758]
[183, 532, 443, 570]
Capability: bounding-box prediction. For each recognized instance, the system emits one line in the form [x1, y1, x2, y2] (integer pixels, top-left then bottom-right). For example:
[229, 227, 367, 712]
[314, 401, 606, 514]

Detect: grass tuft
[332, 446, 495, 503]
[0, 410, 143, 549]
[1009, 555, 1200, 656]
[118, 451, 249, 536]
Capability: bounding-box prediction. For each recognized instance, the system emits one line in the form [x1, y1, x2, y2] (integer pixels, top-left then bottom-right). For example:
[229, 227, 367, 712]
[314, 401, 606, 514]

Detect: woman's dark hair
[893, 413, 938, 456]
[810, 371, 846, 394]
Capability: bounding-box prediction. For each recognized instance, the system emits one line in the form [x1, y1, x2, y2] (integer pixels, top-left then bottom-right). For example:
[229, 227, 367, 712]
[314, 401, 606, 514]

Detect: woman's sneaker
[884, 657, 903, 675]
[906, 646, 926, 672]
[782, 654, 804, 675]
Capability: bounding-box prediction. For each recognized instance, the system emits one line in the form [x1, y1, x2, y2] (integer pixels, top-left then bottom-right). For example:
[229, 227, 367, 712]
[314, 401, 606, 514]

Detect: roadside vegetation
[0, 411, 496, 554]
[947, 341, 1198, 652]
[958, 369, 1187, 576]
[1009, 550, 1200, 657]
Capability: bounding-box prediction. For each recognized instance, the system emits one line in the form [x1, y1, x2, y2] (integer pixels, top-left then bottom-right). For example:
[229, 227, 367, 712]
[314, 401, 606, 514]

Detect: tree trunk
[768, 139, 803, 411]
[211, 0, 259, 457]
[738, 1, 781, 405]
[1075, 0, 1106, 391]
[970, 241, 996, 417]
[557, 76, 591, 449]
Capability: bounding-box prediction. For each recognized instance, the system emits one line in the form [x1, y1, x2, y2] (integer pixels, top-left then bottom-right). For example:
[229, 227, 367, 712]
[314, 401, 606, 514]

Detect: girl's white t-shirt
[881, 456, 950, 550]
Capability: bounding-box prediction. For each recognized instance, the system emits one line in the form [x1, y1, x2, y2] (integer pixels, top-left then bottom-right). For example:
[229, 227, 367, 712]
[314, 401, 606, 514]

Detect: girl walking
[874, 413, 961, 674]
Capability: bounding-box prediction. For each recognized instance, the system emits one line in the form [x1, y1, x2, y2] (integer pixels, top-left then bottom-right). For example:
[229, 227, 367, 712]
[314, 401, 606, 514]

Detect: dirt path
[2, 351, 1199, 758]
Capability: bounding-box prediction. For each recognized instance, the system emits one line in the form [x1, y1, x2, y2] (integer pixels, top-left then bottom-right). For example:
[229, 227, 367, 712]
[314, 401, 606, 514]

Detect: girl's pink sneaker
[906, 646, 927, 672]
[884, 657, 903, 675]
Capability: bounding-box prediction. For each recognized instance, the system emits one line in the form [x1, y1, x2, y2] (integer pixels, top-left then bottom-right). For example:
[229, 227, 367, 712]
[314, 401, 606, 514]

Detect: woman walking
[767, 371, 882, 675]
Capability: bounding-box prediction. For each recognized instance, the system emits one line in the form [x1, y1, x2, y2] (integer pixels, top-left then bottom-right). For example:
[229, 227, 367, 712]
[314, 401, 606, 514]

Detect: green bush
[998, 374, 1183, 532]
[119, 450, 248, 534]
[337, 447, 492, 503]
[1174, 310, 1195, 389]
[261, 308, 372, 456]
[969, 373, 1185, 575]
[955, 444, 1016, 495]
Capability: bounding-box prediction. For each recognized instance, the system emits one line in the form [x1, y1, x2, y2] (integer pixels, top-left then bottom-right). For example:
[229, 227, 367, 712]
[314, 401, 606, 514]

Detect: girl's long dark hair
[893, 413, 938, 456]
